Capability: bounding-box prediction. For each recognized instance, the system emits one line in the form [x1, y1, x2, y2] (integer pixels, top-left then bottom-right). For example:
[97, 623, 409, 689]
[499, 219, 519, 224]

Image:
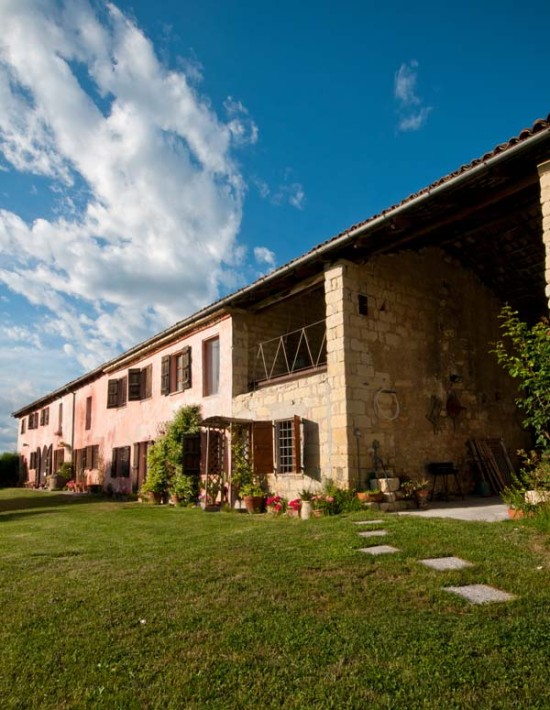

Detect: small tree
[494, 306, 550, 449]
[142, 405, 201, 499]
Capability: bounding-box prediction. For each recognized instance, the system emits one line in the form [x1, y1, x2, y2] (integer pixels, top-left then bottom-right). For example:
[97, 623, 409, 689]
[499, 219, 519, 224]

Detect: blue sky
[0, 0, 549, 450]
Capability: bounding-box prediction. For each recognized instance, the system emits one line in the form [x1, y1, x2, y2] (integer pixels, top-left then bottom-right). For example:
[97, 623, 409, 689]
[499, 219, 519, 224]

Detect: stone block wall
[232, 248, 528, 494]
[339, 248, 528, 488]
[232, 371, 332, 497]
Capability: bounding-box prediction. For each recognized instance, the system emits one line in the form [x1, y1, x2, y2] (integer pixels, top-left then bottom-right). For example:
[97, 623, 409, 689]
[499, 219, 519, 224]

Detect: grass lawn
[1, 490, 550, 709]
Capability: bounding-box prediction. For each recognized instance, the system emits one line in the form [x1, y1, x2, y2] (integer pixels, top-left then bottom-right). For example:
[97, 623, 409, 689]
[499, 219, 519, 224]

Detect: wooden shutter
[252, 421, 274, 475]
[44, 445, 51, 476]
[142, 364, 152, 399]
[85, 397, 92, 430]
[84, 446, 93, 469]
[107, 379, 119, 408]
[44, 408, 49, 426]
[119, 377, 127, 406]
[120, 446, 131, 477]
[111, 448, 118, 477]
[292, 415, 302, 472]
[182, 347, 192, 389]
[128, 369, 142, 400]
[40, 409, 45, 426]
[161, 356, 170, 395]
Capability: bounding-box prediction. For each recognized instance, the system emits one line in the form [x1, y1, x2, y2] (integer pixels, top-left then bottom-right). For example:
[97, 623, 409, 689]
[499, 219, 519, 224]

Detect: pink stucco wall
[17, 315, 233, 486]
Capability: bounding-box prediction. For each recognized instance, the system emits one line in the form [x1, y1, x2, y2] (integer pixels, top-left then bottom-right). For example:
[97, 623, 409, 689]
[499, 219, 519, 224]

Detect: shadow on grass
[0, 490, 111, 515]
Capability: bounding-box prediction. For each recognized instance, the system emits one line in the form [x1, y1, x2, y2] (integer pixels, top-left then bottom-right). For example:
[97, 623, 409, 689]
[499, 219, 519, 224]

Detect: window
[111, 446, 131, 478]
[203, 337, 219, 396]
[358, 294, 369, 316]
[75, 445, 99, 474]
[30, 451, 37, 469]
[107, 377, 127, 408]
[275, 416, 302, 474]
[40, 407, 49, 426]
[161, 347, 191, 395]
[85, 397, 92, 430]
[21, 418, 26, 434]
[128, 364, 153, 401]
[28, 412, 39, 430]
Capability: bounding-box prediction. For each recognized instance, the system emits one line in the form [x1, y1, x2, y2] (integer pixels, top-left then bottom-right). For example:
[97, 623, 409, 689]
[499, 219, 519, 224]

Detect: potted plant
[413, 479, 431, 509]
[169, 473, 196, 507]
[400, 479, 430, 508]
[299, 489, 314, 520]
[287, 499, 301, 518]
[356, 487, 384, 503]
[266, 495, 287, 515]
[311, 493, 336, 518]
[140, 465, 169, 504]
[240, 482, 266, 514]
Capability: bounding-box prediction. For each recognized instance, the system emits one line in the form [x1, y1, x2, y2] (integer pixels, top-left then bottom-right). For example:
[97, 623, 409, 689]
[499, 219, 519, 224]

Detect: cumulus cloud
[0, 0, 261, 447]
[394, 60, 432, 132]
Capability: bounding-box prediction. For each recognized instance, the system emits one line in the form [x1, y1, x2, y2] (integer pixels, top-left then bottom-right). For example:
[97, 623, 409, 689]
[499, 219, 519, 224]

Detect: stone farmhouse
[13, 114, 550, 499]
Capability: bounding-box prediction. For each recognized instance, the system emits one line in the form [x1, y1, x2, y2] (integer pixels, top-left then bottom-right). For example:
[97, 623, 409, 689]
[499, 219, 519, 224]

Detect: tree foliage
[0, 452, 20, 487]
[494, 306, 550, 449]
[142, 405, 201, 496]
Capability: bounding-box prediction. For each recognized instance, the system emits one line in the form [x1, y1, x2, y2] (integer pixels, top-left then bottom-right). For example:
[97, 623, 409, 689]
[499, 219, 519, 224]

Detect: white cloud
[224, 96, 259, 146]
[254, 175, 306, 210]
[393, 60, 433, 132]
[253, 246, 276, 269]
[0, 0, 258, 447]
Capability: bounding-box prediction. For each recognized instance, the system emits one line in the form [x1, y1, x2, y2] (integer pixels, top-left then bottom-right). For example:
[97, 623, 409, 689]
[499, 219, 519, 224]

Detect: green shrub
[0, 453, 20, 488]
[494, 306, 550, 448]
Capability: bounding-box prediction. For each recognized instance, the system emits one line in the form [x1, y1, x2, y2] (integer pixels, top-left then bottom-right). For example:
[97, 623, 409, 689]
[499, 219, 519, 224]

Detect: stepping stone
[444, 584, 515, 604]
[358, 545, 400, 555]
[353, 520, 384, 525]
[420, 556, 473, 571]
[358, 530, 388, 538]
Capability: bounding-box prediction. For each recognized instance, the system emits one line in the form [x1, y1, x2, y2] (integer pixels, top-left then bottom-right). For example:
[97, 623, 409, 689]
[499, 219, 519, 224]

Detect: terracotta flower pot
[243, 495, 265, 514]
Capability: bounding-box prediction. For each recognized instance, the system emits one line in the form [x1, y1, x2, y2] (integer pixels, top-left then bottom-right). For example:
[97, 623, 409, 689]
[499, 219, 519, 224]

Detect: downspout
[67, 389, 76, 473]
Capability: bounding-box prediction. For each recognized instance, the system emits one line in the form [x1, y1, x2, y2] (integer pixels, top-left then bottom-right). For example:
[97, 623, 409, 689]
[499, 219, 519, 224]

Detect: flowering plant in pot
[287, 499, 301, 517]
[266, 495, 287, 515]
